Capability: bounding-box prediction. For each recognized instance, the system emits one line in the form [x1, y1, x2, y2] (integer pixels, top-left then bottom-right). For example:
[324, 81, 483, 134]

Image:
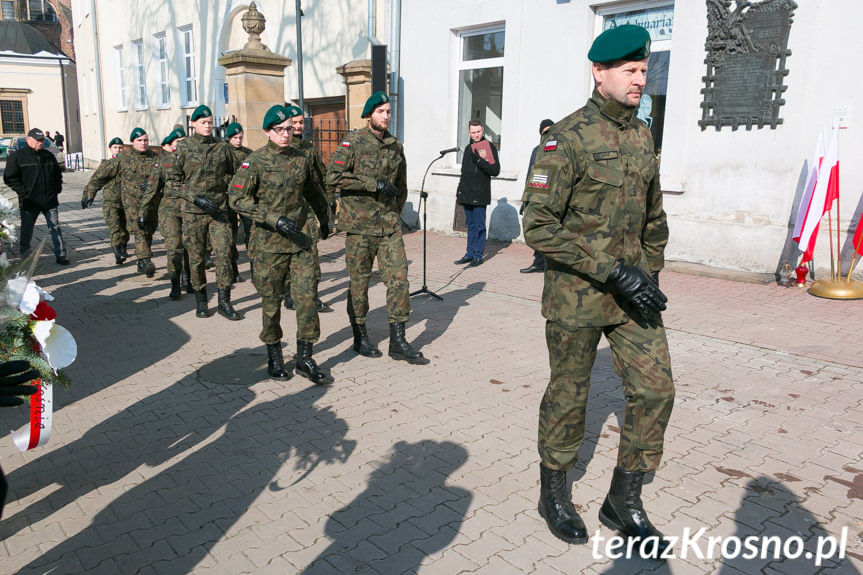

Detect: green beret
[129, 127, 146, 141]
[190, 105, 213, 122]
[108, 137, 123, 147]
[262, 105, 290, 130]
[588, 25, 651, 63]
[361, 91, 390, 118]
[173, 127, 186, 138]
[225, 122, 243, 138]
[160, 135, 171, 146]
[286, 105, 303, 119]
[161, 129, 184, 146]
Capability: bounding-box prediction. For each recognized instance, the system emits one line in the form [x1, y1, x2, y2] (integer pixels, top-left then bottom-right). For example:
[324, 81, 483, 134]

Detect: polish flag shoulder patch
[543, 140, 558, 152]
[240, 162, 250, 169]
[340, 141, 351, 147]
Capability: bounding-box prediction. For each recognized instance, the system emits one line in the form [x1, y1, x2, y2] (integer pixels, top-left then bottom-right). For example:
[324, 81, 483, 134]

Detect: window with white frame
[456, 26, 504, 162]
[132, 39, 147, 109]
[113, 45, 126, 110]
[153, 33, 170, 108]
[598, 2, 674, 155]
[179, 26, 197, 106]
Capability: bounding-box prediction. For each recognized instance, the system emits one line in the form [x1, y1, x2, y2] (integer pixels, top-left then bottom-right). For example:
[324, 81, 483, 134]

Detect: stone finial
[242, 2, 268, 51]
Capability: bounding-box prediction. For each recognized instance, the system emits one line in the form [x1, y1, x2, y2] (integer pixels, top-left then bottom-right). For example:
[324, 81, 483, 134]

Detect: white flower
[5, 276, 53, 315]
[31, 320, 77, 372]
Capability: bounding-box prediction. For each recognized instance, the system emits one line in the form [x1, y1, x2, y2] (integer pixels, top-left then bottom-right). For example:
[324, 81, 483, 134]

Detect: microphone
[439, 147, 459, 155]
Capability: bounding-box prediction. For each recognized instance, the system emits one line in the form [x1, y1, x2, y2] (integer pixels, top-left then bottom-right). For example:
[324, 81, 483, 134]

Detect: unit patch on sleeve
[527, 166, 556, 191]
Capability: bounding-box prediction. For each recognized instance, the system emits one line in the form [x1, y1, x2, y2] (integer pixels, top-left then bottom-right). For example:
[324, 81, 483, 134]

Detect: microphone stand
[410, 149, 454, 301]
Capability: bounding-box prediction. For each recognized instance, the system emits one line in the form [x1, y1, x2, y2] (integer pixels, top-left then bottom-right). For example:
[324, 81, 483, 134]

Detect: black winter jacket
[3, 145, 63, 211]
[456, 138, 500, 206]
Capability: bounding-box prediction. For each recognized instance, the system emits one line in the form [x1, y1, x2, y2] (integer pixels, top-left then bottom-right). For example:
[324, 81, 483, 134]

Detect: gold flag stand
[809, 197, 863, 300]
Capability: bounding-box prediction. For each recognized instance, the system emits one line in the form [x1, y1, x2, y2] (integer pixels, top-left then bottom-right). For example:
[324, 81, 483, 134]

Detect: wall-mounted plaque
[700, 0, 797, 131]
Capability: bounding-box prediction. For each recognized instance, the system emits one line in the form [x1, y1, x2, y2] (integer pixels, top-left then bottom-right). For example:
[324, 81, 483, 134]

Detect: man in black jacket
[3, 128, 69, 264]
[454, 120, 500, 267]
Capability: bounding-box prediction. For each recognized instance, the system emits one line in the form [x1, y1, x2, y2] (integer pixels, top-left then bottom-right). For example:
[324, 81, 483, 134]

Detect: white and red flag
[796, 128, 839, 263]
[792, 127, 825, 243]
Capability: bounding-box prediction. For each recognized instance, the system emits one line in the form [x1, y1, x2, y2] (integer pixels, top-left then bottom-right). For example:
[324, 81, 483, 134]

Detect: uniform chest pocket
[573, 162, 624, 213]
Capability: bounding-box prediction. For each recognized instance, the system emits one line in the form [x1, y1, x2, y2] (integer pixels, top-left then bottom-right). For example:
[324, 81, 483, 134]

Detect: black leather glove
[376, 179, 399, 199]
[652, 270, 660, 287]
[605, 261, 668, 316]
[275, 216, 312, 249]
[193, 195, 226, 222]
[0, 361, 39, 408]
[318, 215, 330, 241]
[81, 196, 94, 209]
[519, 201, 527, 216]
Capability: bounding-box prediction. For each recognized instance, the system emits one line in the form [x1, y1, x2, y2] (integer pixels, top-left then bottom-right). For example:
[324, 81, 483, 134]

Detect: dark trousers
[19, 206, 66, 258]
[462, 204, 487, 260]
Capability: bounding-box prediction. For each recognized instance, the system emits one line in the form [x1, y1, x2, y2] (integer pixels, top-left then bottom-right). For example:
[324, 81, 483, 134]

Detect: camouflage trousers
[123, 201, 153, 260]
[102, 202, 129, 249]
[538, 319, 674, 473]
[183, 212, 232, 291]
[253, 249, 320, 345]
[158, 197, 185, 275]
[344, 230, 409, 325]
[286, 216, 322, 292]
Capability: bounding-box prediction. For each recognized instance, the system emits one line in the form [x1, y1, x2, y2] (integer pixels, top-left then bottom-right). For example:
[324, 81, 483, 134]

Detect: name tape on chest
[592, 151, 619, 161]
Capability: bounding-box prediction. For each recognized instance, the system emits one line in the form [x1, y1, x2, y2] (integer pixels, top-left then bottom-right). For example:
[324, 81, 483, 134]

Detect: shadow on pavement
[302, 439, 471, 574]
[16, 350, 354, 574]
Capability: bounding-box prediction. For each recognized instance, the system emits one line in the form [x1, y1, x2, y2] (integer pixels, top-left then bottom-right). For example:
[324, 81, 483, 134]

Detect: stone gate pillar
[336, 60, 374, 131]
[218, 2, 291, 149]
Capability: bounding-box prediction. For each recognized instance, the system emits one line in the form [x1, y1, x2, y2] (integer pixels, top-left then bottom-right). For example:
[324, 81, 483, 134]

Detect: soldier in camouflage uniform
[141, 128, 188, 300]
[83, 128, 158, 276]
[175, 105, 242, 321]
[81, 137, 129, 265]
[522, 25, 673, 555]
[225, 122, 252, 283]
[327, 91, 427, 365]
[283, 105, 333, 313]
[229, 105, 331, 383]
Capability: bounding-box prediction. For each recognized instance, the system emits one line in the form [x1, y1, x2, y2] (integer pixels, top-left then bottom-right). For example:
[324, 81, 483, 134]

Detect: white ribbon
[11, 380, 52, 451]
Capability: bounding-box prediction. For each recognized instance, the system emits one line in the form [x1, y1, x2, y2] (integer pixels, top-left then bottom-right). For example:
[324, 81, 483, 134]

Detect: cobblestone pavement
[0, 171, 861, 574]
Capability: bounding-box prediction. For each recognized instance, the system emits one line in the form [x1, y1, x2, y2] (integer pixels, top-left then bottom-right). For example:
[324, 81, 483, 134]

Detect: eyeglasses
[270, 126, 289, 135]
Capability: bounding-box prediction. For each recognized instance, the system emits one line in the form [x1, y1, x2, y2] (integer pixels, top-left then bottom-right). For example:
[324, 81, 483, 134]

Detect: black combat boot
[195, 287, 209, 318]
[137, 258, 155, 278]
[598, 467, 669, 559]
[295, 341, 330, 384]
[349, 324, 380, 357]
[266, 342, 291, 380]
[388, 322, 429, 365]
[283, 293, 294, 310]
[169, 273, 182, 300]
[538, 464, 588, 544]
[232, 262, 244, 283]
[112, 245, 126, 265]
[217, 288, 243, 321]
[181, 271, 193, 294]
[315, 297, 333, 313]
[120, 244, 129, 260]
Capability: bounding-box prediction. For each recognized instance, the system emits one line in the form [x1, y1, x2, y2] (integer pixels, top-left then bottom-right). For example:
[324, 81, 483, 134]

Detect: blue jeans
[19, 206, 66, 258]
[462, 204, 486, 260]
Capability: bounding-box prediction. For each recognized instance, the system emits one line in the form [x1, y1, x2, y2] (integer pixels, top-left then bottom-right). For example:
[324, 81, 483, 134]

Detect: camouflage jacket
[82, 155, 122, 206]
[326, 126, 406, 236]
[228, 144, 253, 166]
[291, 137, 335, 204]
[174, 132, 236, 214]
[228, 140, 329, 254]
[83, 148, 158, 212]
[141, 148, 185, 214]
[522, 90, 668, 328]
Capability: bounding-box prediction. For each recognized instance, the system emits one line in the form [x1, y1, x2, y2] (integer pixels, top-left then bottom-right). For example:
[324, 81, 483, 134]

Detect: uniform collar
[191, 132, 215, 144]
[590, 89, 637, 126]
[268, 140, 292, 155]
[363, 126, 393, 144]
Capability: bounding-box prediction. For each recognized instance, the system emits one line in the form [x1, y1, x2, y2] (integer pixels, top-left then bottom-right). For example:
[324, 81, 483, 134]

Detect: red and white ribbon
[10, 379, 52, 451]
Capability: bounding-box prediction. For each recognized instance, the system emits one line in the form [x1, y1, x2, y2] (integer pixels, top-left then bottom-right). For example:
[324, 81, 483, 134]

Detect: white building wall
[0, 57, 69, 139]
[400, 0, 863, 278]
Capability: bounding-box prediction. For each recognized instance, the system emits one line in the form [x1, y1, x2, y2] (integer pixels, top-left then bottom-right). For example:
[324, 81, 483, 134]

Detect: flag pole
[846, 225, 863, 283]
[827, 208, 836, 281]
